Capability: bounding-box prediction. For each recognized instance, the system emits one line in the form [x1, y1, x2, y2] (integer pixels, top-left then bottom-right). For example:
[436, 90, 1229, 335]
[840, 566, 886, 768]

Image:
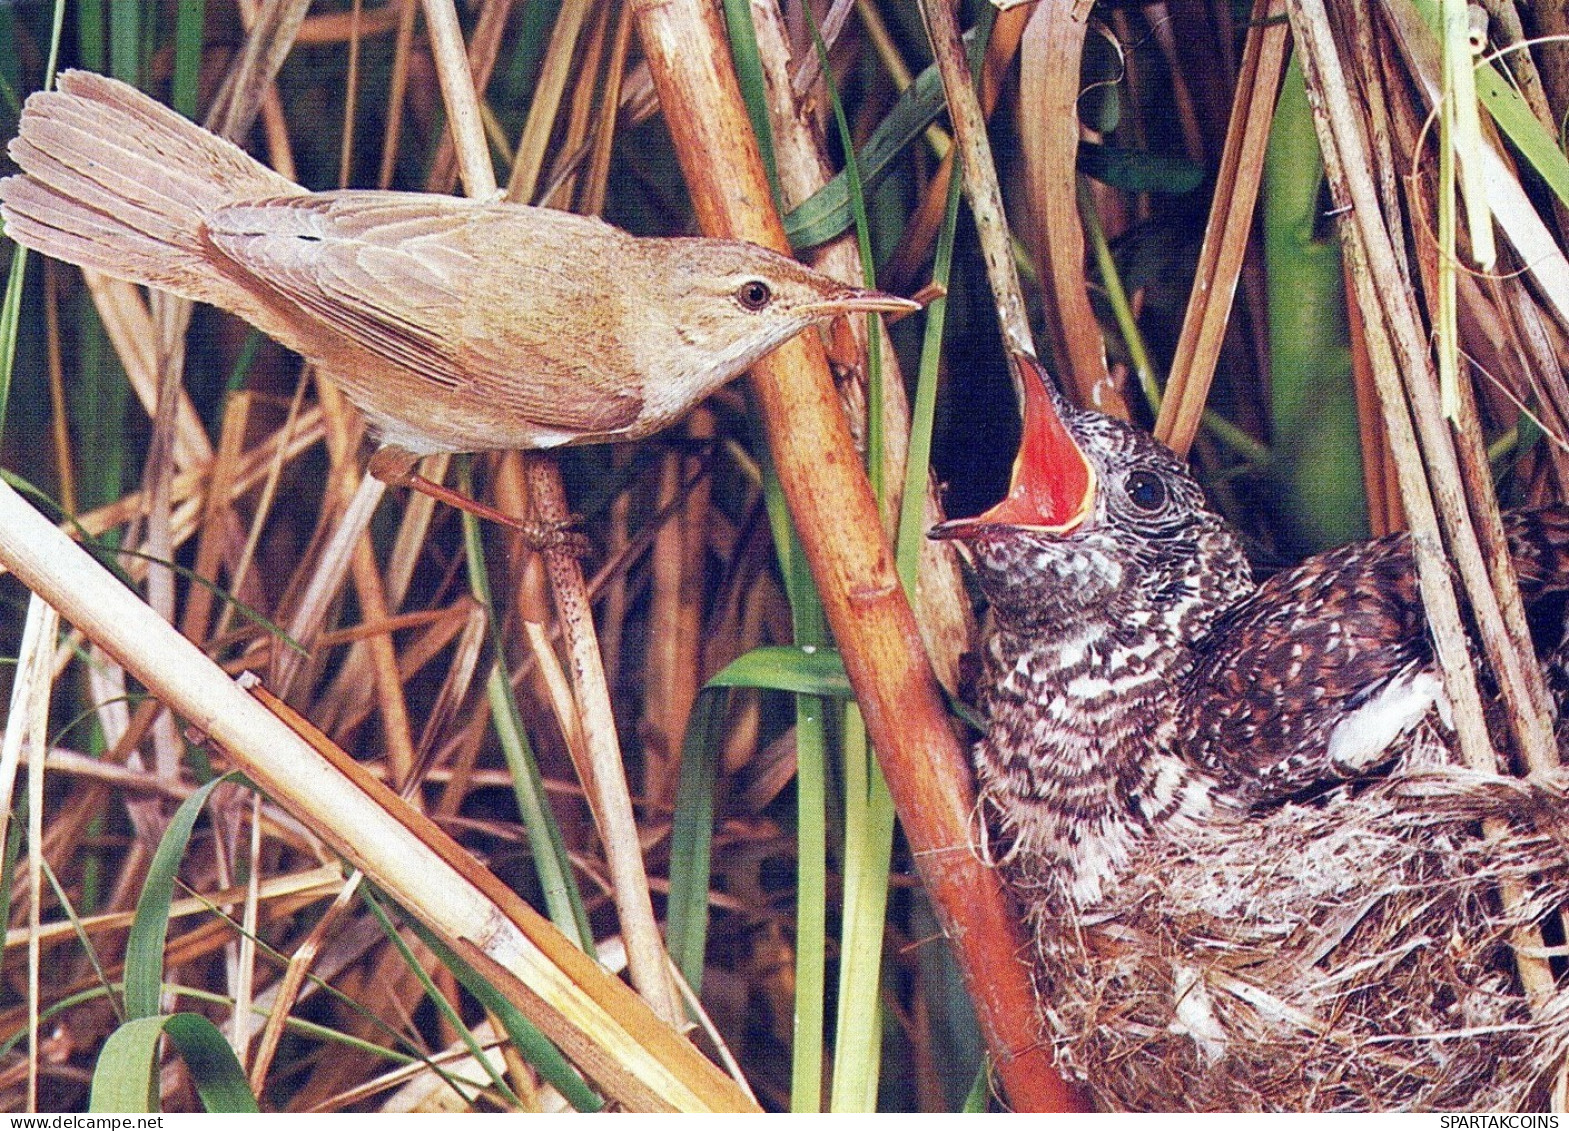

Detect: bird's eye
[736, 280, 773, 311]
[1124, 470, 1168, 512]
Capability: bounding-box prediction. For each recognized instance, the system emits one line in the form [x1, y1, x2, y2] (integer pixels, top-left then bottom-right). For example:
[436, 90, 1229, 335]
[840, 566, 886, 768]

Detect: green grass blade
[0, 245, 27, 444]
[784, 56, 951, 249]
[827, 701, 895, 1113]
[0, 984, 118, 1061]
[41, 858, 118, 1020]
[1079, 141, 1204, 194]
[744, 427, 834, 1113]
[90, 1013, 258, 1113]
[789, 687, 830, 1112]
[807, 11, 886, 504]
[962, 1060, 990, 1112]
[1473, 59, 1569, 209]
[1262, 59, 1366, 555]
[65, 293, 130, 513]
[893, 15, 993, 1110]
[410, 919, 604, 1111]
[89, 1015, 169, 1111]
[123, 774, 236, 1020]
[721, 0, 781, 203]
[499, 1, 566, 111]
[665, 687, 727, 996]
[0, 0, 60, 451]
[0, 6, 19, 118]
[0, 798, 22, 984]
[804, 11, 898, 1107]
[912, 889, 984, 1108]
[108, 0, 142, 86]
[77, 0, 106, 72]
[162, 1013, 260, 1112]
[170, 0, 206, 118]
[707, 645, 852, 697]
[362, 891, 522, 1109]
[1081, 176, 1161, 414]
[480, 652, 593, 946]
[459, 493, 593, 950]
[895, 101, 966, 591]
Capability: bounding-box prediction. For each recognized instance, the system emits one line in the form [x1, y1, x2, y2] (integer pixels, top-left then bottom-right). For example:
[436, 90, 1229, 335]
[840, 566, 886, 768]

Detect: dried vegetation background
[0, 0, 1567, 1114]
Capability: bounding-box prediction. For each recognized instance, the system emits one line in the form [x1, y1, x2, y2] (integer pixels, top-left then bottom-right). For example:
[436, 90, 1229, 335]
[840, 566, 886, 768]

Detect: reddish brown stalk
[629, 0, 1077, 1111]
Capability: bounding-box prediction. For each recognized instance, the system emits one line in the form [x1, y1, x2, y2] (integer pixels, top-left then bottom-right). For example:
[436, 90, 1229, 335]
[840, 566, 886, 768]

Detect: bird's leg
[367, 446, 590, 554]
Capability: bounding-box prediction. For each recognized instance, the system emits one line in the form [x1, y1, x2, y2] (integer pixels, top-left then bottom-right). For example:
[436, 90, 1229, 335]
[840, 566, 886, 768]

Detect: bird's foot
[367, 446, 591, 555]
[506, 514, 592, 557]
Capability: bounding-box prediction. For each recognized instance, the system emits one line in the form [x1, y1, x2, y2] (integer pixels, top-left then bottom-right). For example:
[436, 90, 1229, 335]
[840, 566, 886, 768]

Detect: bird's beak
[930, 352, 1097, 540]
[799, 287, 923, 320]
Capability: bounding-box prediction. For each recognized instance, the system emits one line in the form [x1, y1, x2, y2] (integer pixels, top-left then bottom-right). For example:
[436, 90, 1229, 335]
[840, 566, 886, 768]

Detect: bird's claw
[368, 449, 590, 554]
[508, 514, 591, 557]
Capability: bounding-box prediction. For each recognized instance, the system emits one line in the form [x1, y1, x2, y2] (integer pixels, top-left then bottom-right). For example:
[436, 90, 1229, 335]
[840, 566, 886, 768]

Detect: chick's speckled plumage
[958, 407, 1252, 905]
[935, 359, 1569, 1111]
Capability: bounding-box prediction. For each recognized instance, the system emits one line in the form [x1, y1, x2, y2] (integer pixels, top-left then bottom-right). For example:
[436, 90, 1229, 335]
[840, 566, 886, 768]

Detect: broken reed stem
[523, 453, 684, 1026]
[916, 0, 1033, 362]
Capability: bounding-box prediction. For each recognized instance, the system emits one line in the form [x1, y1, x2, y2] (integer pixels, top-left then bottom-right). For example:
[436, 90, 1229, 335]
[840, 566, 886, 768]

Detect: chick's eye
[736, 280, 773, 311]
[1124, 470, 1168, 512]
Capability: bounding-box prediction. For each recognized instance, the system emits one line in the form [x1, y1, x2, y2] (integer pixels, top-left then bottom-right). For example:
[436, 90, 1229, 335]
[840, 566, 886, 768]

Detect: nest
[1012, 734, 1569, 1111]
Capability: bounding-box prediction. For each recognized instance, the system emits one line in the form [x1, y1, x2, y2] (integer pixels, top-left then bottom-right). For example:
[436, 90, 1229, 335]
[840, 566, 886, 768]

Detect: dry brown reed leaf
[2, 864, 344, 953]
[506, 0, 592, 204]
[1153, 0, 1288, 457]
[1020, 0, 1123, 416]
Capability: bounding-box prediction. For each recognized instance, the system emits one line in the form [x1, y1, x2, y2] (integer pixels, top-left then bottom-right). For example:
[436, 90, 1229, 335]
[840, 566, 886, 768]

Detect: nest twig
[1019, 745, 1569, 1111]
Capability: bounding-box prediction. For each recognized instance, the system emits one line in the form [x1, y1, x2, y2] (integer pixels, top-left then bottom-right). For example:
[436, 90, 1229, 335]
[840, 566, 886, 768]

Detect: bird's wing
[1506, 507, 1569, 643]
[203, 192, 642, 434]
[1184, 535, 1439, 806]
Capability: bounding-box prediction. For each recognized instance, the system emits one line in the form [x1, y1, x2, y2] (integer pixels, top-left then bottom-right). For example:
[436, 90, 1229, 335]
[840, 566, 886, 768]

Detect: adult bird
[0, 72, 916, 535]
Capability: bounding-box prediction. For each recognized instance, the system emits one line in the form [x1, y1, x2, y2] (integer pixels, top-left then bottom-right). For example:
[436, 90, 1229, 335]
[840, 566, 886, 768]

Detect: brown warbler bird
[0, 71, 916, 529]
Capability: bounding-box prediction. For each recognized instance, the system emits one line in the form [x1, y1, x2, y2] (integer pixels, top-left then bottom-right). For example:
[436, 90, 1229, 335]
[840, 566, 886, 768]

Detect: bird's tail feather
[0, 70, 301, 306]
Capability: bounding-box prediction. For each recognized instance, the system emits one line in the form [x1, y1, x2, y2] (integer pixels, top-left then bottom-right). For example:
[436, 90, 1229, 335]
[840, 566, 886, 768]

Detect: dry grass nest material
[1013, 735, 1569, 1111]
